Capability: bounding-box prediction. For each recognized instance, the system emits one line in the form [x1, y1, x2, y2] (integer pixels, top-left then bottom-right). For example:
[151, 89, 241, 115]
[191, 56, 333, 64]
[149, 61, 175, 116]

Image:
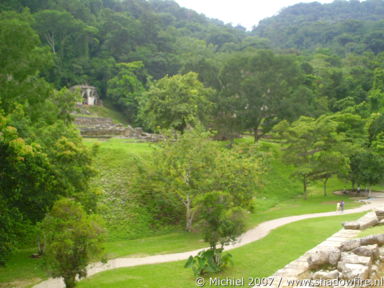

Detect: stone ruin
[74, 116, 162, 142]
[307, 209, 384, 281]
[71, 85, 100, 106]
[69, 85, 162, 141]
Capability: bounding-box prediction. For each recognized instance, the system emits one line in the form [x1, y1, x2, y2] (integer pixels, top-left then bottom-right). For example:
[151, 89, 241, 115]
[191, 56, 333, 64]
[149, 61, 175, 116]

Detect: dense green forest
[2, 0, 384, 286]
[254, 0, 384, 54]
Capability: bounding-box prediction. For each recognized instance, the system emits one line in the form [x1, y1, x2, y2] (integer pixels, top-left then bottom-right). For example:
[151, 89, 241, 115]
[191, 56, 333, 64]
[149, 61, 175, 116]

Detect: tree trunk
[37, 234, 46, 255]
[64, 274, 76, 288]
[185, 195, 193, 232]
[253, 127, 259, 143]
[323, 177, 329, 197]
[303, 176, 308, 200]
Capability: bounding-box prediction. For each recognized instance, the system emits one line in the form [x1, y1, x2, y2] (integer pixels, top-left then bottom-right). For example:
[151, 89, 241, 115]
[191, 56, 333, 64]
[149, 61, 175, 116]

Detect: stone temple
[71, 85, 100, 106]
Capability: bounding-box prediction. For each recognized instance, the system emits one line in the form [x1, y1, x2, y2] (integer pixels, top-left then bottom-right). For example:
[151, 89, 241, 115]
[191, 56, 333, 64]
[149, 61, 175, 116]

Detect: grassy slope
[77, 100, 131, 125]
[85, 139, 157, 240]
[78, 213, 365, 288]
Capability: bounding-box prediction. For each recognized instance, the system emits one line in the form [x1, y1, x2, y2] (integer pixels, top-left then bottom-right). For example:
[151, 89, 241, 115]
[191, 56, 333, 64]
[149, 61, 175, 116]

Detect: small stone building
[71, 85, 100, 106]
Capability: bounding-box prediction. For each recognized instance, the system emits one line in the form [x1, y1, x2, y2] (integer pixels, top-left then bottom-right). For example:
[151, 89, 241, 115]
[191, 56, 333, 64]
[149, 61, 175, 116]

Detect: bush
[184, 249, 233, 276]
[41, 198, 105, 288]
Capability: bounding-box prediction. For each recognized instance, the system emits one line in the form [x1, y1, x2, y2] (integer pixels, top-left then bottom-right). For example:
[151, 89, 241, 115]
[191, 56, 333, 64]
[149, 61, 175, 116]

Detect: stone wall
[307, 210, 384, 281]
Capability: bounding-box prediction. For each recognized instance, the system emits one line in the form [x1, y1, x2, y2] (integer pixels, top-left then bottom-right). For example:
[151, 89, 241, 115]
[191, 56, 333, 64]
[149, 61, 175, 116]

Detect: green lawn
[358, 225, 384, 238]
[78, 212, 365, 288]
[0, 248, 45, 288]
[104, 232, 206, 259]
[246, 194, 360, 229]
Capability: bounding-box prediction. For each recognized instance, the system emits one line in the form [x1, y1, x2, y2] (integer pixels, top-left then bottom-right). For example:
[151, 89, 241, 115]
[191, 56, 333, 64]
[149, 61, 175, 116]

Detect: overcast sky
[173, 0, 335, 30]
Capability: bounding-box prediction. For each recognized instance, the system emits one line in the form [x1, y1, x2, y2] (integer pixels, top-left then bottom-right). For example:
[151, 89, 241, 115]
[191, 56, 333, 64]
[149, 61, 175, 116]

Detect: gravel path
[33, 198, 384, 288]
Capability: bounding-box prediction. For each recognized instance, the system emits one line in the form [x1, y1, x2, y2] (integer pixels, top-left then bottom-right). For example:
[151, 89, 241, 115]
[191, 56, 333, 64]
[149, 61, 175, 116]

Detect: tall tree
[130, 129, 260, 231]
[106, 61, 146, 123]
[139, 72, 215, 132]
[218, 50, 311, 142]
[274, 115, 349, 199]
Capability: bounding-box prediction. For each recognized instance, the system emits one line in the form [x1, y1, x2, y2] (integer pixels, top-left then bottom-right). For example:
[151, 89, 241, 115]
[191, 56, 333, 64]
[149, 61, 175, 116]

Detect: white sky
[173, 0, 336, 30]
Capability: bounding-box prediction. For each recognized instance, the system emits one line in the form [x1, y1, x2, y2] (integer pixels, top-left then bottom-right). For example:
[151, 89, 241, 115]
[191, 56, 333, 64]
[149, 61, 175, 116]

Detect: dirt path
[33, 198, 384, 288]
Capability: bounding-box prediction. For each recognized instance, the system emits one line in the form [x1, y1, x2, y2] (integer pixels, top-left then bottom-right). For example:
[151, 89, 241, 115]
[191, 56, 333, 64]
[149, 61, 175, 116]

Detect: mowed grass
[78, 212, 365, 288]
[0, 248, 45, 288]
[358, 225, 384, 238]
[86, 101, 130, 124]
[104, 232, 206, 259]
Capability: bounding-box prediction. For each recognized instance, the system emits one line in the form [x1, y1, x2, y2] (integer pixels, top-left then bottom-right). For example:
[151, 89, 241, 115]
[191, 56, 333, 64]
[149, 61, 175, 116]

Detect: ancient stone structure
[74, 116, 162, 142]
[71, 85, 100, 106]
[307, 210, 384, 282]
[258, 211, 384, 288]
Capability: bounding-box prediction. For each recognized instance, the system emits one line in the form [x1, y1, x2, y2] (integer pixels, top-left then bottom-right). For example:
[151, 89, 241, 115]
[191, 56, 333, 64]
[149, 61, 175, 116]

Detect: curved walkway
[33, 198, 384, 288]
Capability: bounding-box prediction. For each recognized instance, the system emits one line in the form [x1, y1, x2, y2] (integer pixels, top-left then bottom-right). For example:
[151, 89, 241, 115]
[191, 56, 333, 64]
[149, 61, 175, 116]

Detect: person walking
[340, 200, 345, 212]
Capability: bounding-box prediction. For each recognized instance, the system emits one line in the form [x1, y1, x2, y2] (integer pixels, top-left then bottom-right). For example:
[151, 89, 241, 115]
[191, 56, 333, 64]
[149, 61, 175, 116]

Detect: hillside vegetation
[2, 0, 384, 287]
[254, 0, 384, 54]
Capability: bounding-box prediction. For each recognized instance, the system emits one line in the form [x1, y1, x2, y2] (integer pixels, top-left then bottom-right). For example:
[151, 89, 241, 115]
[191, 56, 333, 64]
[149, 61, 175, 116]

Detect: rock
[375, 209, 384, 217]
[307, 248, 341, 269]
[352, 244, 379, 259]
[340, 239, 361, 251]
[343, 222, 360, 230]
[339, 252, 372, 266]
[312, 270, 340, 280]
[340, 263, 370, 280]
[361, 235, 379, 246]
[338, 252, 372, 273]
[328, 248, 341, 266]
[376, 234, 384, 245]
[371, 264, 379, 274]
[359, 217, 379, 230]
[308, 250, 331, 269]
[379, 247, 384, 256]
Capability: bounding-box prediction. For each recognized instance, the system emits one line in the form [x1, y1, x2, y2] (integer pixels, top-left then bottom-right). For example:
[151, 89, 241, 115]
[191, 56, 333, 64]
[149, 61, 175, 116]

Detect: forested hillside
[254, 0, 384, 54]
[2, 1, 384, 286]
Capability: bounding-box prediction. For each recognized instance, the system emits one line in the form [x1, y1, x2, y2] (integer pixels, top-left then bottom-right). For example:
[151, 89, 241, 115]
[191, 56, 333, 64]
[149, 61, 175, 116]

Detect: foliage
[274, 114, 351, 198]
[139, 72, 215, 132]
[349, 150, 384, 190]
[184, 249, 233, 276]
[185, 191, 245, 276]
[195, 191, 246, 250]
[0, 9, 97, 265]
[254, 0, 384, 55]
[41, 198, 105, 288]
[106, 61, 146, 124]
[0, 195, 23, 266]
[217, 50, 317, 142]
[130, 129, 261, 231]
